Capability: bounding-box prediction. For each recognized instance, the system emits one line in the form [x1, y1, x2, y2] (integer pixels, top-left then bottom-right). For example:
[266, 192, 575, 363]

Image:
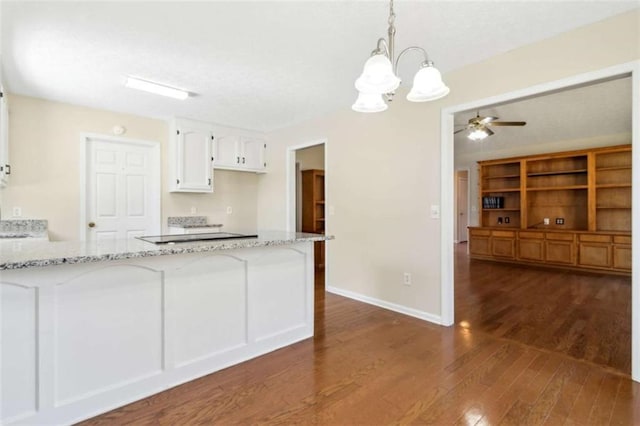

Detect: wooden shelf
[596, 183, 632, 189]
[481, 188, 521, 193]
[597, 166, 632, 172]
[526, 185, 588, 191]
[482, 208, 520, 212]
[301, 169, 325, 270]
[527, 169, 587, 177]
[484, 174, 520, 179]
[596, 207, 631, 210]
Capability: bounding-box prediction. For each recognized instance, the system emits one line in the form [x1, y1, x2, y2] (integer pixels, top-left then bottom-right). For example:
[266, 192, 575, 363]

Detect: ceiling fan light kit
[352, 0, 449, 113]
[455, 111, 526, 140]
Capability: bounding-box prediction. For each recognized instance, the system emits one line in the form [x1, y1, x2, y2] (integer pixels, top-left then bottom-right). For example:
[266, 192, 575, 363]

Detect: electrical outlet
[555, 218, 565, 225]
[12, 207, 22, 217]
[504, 217, 510, 224]
[543, 218, 550, 225]
[328, 205, 335, 216]
[226, 206, 233, 214]
[403, 272, 412, 286]
[190, 206, 197, 214]
[497, 217, 503, 224]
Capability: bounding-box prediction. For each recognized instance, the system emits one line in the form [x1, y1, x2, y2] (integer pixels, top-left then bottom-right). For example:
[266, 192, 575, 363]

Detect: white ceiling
[454, 76, 632, 155]
[2, 1, 638, 132]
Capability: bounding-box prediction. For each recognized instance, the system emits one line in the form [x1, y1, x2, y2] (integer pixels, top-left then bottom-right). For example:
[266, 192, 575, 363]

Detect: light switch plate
[430, 205, 440, 219]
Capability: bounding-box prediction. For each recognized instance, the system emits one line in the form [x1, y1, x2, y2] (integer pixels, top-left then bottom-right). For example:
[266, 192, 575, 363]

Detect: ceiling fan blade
[479, 116, 499, 124]
[454, 128, 468, 134]
[485, 127, 495, 136]
[487, 121, 527, 126]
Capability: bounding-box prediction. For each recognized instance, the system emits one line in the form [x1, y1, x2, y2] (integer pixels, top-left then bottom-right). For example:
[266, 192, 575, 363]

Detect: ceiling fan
[454, 111, 526, 141]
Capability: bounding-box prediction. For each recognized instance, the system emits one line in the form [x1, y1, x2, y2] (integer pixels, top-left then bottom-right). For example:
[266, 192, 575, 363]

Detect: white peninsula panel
[0, 234, 322, 425]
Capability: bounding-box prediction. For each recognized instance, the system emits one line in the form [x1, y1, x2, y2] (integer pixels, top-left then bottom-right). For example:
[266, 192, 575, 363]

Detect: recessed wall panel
[171, 255, 247, 366]
[250, 249, 306, 340]
[1, 283, 37, 422]
[54, 265, 163, 405]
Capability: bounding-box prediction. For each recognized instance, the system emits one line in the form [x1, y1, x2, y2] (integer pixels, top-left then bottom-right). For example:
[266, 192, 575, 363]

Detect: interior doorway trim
[79, 133, 161, 241]
[285, 138, 328, 285]
[454, 167, 470, 244]
[440, 60, 640, 382]
[285, 138, 328, 233]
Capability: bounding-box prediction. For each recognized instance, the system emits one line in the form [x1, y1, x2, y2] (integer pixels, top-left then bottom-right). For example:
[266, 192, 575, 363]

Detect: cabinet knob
[88, 222, 96, 228]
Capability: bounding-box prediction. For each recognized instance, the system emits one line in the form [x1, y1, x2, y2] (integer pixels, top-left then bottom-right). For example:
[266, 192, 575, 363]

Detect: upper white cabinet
[213, 127, 266, 173]
[169, 119, 213, 193]
[0, 69, 10, 187]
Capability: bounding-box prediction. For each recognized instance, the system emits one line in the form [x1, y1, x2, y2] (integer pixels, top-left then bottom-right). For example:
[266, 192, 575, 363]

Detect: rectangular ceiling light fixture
[125, 76, 189, 100]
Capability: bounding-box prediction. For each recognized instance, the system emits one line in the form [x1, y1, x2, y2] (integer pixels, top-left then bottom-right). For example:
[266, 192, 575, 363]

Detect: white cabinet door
[241, 137, 265, 171]
[0, 86, 9, 187]
[171, 119, 213, 193]
[213, 129, 265, 173]
[213, 133, 240, 168]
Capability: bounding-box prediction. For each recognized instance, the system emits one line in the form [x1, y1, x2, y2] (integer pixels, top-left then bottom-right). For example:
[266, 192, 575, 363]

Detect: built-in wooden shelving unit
[470, 144, 631, 275]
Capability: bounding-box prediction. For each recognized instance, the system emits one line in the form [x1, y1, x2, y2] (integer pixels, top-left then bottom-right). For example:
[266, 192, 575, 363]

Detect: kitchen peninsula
[0, 231, 331, 425]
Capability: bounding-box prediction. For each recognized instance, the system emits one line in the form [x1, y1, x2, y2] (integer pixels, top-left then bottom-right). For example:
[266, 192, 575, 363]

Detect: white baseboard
[326, 285, 443, 326]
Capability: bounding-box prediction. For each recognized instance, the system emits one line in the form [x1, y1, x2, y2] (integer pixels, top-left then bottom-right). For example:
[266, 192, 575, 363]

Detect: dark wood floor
[82, 263, 639, 425]
[455, 243, 632, 374]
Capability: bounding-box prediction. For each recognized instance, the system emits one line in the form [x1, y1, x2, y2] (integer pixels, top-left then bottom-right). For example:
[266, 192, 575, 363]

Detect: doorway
[440, 62, 639, 381]
[80, 134, 161, 241]
[455, 169, 469, 244]
[286, 139, 327, 293]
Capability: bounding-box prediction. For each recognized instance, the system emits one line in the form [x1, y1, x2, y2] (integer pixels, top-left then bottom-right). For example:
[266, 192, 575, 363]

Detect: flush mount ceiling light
[352, 0, 450, 113]
[125, 76, 189, 100]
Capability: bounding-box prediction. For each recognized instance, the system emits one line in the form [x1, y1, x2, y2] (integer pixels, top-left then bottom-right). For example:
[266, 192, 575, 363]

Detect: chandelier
[352, 0, 450, 113]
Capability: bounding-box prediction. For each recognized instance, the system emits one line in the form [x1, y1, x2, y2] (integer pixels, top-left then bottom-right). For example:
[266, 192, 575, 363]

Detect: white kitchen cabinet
[0, 73, 10, 187]
[212, 128, 266, 173]
[169, 119, 214, 193]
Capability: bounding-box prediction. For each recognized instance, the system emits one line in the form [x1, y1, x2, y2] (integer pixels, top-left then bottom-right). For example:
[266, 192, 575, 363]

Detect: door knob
[88, 222, 96, 228]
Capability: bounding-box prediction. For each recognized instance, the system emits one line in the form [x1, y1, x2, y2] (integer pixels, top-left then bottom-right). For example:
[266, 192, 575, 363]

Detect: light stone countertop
[0, 231, 332, 270]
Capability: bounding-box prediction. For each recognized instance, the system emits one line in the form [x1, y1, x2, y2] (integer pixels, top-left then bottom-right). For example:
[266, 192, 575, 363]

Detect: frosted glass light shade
[355, 54, 401, 94]
[406, 64, 450, 102]
[351, 92, 388, 113]
[468, 128, 489, 141]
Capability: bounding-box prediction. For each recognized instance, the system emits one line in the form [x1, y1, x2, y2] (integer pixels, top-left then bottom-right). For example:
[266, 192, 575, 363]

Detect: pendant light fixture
[352, 0, 449, 113]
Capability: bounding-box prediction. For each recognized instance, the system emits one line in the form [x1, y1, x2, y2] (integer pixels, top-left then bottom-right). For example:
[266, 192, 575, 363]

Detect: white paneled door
[84, 136, 160, 241]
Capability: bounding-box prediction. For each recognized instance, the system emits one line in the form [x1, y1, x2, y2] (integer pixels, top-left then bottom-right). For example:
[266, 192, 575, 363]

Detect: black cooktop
[137, 232, 258, 244]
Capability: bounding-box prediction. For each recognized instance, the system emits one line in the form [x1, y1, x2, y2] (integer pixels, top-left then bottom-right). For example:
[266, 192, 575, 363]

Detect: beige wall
[259, 9, 640, 318]
[1, 95, 258, 240]
[296, 144, 324, 171]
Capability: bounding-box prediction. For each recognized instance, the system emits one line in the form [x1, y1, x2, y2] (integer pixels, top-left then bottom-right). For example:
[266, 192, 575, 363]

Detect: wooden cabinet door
[613, 245, 632, 271]
[518, 232, 544, 261]
[578, 234, 612, 269]
[491, 231, 515, 258]
[545, 240, 575, 264]
[579, 243, 612, 268]
[469, 229, 491, 256]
